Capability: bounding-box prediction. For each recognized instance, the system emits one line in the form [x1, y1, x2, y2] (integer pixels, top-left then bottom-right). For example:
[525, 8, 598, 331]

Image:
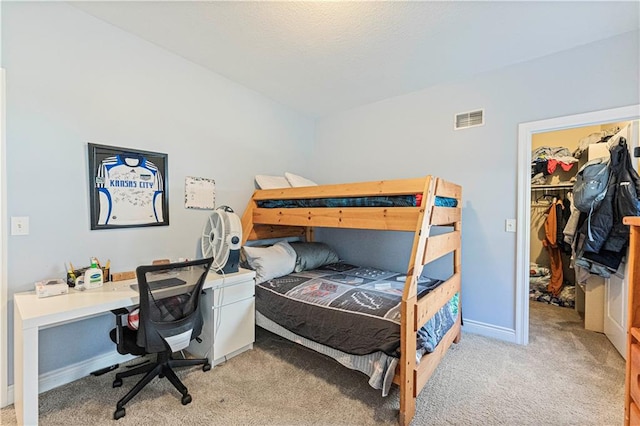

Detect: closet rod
[531, 183, 573, 191]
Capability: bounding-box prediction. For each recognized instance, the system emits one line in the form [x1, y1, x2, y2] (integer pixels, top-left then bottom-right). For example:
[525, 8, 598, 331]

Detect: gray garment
[532, 172, 547, 185]
[575, 257, 612, 279]
[574, 263, 592, 284]
[532, 146, 573, 162]
[563, 193, 580, 245]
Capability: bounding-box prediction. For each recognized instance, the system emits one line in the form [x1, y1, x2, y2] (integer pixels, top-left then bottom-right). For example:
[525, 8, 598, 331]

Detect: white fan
[201, 206, 242, 274]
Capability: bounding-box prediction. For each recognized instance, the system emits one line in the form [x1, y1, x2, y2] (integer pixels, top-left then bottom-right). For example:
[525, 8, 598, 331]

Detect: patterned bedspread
[256, 263, 458, 357]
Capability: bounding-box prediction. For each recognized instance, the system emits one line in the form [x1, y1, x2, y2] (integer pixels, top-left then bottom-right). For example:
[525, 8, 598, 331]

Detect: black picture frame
[88, 143, 169, 230]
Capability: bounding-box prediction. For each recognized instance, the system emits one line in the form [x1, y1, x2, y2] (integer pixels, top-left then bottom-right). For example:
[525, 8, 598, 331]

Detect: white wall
[2, 2, 314, 384]
[314, 30, 640, 335]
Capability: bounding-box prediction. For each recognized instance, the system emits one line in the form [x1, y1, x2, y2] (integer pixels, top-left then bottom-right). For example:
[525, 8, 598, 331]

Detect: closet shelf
[531, 183, 574, 190]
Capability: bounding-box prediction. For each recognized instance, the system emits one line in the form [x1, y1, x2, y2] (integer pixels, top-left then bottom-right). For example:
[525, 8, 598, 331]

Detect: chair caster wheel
[112, 378, 122, 388]
[182, 394, 192, 405]
[114, 407, 125, 420]
[203, 363, 211, 372]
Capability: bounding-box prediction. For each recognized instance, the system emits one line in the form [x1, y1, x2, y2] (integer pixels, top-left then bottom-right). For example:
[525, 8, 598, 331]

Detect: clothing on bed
[256, 195, 458, 209]
[257, 195, 417, 209]
[256, 262, 458, 357]
[417, 293, 459, 354]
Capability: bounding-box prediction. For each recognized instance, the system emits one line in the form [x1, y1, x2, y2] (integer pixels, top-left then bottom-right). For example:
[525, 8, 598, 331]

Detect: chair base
[113, 351, 210, 420]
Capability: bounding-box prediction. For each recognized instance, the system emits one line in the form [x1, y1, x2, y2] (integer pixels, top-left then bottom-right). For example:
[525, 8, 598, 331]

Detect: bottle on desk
[84, 259, 104, 289]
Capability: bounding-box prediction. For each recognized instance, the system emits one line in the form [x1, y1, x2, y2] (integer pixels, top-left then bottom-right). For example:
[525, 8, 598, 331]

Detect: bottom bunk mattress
[257, 310, 400, 396]
[256, 263, 459, 390]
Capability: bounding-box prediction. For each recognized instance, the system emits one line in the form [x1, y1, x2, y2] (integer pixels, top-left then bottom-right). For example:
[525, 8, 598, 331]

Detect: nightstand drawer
[631, 344, 640, 405]
[213, 280, 254, 308]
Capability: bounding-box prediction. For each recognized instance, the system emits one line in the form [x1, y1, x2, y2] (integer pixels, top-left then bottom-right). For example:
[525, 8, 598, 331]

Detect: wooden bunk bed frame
[240, 175, 462, 426]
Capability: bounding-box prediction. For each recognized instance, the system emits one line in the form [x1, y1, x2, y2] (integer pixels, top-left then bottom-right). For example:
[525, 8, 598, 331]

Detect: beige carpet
[0, 301, 625, 425]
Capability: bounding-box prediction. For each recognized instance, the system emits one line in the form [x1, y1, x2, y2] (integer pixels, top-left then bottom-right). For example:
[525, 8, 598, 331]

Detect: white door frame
[0, 68, 7, 407]
[516, 104, 640, 345]
[603, 123, 639, 359]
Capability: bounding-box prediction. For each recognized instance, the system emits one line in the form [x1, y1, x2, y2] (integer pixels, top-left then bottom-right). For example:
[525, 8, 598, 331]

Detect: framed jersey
[88, 143, 169, 230]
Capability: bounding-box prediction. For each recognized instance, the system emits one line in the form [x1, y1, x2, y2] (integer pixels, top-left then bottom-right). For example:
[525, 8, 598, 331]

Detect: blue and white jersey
[95, 155, 164, 225]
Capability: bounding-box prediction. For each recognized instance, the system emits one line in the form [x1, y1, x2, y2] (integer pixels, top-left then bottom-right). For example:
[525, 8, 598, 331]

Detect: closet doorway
[516, 105, 640, 347]
[529, 123, 638, 358]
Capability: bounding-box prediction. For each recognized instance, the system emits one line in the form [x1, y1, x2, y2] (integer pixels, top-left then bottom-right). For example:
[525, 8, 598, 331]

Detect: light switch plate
[505, 219, 516, 233]
[11, 216, 29, 236]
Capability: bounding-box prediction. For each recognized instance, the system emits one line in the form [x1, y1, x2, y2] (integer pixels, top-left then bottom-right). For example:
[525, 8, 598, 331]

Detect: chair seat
[110, 327, 146, 356]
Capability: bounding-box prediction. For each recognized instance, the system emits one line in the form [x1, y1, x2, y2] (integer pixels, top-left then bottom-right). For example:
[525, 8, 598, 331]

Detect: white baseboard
[5, 384, 12, 408]
[4, 351, 135, 406]
[462, 318, 517, 343]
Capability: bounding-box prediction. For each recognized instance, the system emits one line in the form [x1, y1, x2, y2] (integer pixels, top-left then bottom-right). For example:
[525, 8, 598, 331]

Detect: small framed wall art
[88, 143, 169, 230]
[184, 176, 216, 210]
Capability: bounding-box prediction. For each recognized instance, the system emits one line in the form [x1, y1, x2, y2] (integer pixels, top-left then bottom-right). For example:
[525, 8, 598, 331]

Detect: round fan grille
[201, 208, 242, 271]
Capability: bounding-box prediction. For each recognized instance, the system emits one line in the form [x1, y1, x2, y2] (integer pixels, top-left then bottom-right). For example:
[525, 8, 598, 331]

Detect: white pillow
[285, 172, 318, 187]
[255, 175, 291, 190]
[242, 241, 296, 283]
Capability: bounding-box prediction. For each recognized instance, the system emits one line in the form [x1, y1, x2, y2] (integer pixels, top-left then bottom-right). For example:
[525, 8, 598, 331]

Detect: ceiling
[70, 1, 640, 118]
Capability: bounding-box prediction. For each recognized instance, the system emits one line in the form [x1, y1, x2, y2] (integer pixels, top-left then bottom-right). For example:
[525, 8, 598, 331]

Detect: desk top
[14, 268, 255, 329]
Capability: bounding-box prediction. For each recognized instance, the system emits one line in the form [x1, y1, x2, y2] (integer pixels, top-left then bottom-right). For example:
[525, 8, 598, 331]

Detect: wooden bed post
[399, 298, 417, 426]
[453, 207, 462, 344]
[240, 194, 257, 245]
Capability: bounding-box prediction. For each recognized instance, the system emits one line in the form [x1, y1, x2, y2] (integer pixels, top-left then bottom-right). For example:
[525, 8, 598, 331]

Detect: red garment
[559, 162, 574, 172]
[547, 159, 575, 174]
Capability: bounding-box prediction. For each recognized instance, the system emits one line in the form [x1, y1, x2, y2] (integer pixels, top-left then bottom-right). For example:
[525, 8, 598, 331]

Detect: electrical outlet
[11, 216, 30, 236]
[505, 219, 516, 233]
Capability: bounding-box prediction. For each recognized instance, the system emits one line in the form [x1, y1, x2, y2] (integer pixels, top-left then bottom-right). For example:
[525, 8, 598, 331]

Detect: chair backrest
[135, 257, 213, 353]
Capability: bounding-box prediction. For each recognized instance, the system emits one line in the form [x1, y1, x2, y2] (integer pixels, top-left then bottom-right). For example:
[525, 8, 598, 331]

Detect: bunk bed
[240, 175, 462, 426]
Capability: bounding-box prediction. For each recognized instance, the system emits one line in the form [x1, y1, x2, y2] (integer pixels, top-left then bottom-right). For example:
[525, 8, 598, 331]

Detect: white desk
[13, 268, 255, 425]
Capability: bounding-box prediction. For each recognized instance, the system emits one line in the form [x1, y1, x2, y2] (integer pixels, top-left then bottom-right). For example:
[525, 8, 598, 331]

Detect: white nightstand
[188, 268, 256, 365]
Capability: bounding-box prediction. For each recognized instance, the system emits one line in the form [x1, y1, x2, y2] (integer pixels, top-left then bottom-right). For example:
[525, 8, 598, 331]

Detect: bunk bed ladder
[399, 176, 463, 426]
[399, 175, 437, 425]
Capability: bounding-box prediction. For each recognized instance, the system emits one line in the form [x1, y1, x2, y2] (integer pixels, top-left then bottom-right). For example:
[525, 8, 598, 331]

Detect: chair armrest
[110, 308, 131, 355]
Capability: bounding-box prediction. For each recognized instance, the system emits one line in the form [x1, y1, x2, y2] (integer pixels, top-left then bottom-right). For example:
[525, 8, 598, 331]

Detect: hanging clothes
[575, 135, 640, 276]
[543, 198, 565, 296]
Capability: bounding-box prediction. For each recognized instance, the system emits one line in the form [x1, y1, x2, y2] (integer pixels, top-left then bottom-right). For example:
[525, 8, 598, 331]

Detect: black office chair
[109, 257, 214, 420]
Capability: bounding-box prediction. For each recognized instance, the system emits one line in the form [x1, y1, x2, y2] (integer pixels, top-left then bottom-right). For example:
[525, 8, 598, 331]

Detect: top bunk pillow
[255, 175, 291, 190]
[284, 172, 318, 188]
[242, 241, 296, 283]
[289, 242, 340, 272]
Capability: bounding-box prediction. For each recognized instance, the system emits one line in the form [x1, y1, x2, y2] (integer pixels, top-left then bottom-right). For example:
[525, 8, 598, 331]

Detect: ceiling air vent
[454, 109, 484, 130]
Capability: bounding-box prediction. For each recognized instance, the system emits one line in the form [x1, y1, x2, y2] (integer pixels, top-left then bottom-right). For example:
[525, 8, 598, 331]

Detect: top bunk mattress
[256, 262, 459, 357]
[256, 195, 458, 209]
